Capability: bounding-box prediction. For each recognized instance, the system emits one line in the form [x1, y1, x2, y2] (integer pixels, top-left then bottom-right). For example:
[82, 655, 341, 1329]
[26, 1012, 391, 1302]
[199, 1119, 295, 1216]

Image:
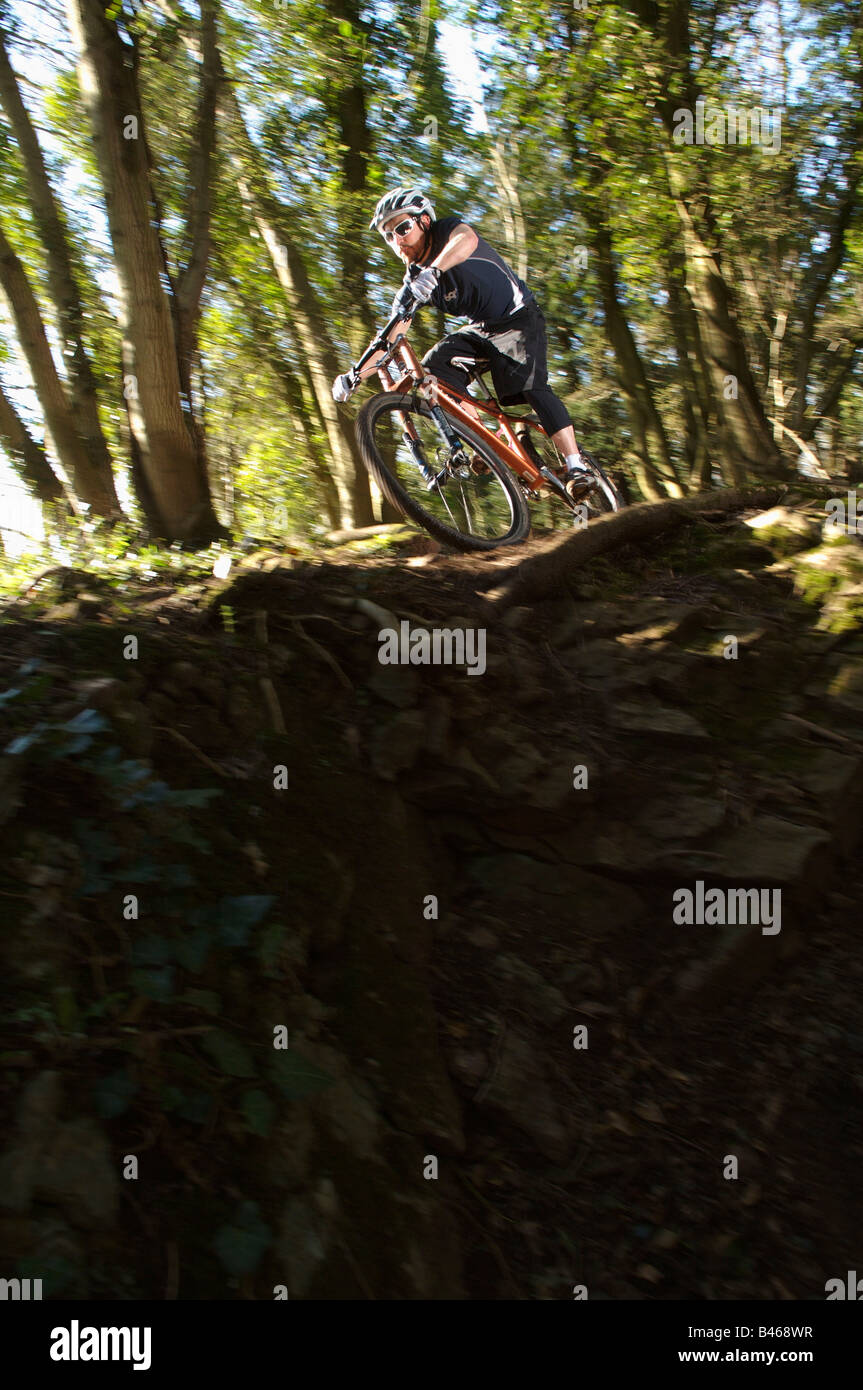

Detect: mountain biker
[332, 186, 596, 498]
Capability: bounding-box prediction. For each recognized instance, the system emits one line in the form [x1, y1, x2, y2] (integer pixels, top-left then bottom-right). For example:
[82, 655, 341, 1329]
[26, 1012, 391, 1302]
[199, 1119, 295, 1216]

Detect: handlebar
[347, 286, 419, 388]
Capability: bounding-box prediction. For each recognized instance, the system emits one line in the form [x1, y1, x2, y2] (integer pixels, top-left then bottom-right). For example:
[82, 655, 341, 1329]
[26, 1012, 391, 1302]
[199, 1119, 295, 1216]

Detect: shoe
[564, 465, 595, 501]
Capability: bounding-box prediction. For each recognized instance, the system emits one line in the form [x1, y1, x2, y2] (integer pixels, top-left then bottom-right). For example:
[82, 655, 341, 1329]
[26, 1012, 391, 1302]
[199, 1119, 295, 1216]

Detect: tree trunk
[65, 0, 224, 543]
[626, 0, 788, 482]
[215, 46, 373, 528]
[321, 0, 376, 356]
[664, 247, 715, 489]
[174, 0, 219, 385]
[0, 377, 71, 509]
[225, 274, 341, 528]
[488, 136, 528, 283]
[0, 224, 119, 512]
[557, 15, 682, 498]
[0, 27, 120, 515]
[661, 153, 787, 483]
[587, 214, 684, 498]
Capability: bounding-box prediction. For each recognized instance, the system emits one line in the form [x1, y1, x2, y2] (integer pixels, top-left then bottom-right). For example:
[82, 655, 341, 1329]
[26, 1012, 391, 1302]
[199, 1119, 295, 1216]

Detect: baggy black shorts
[420, 303, 572, 436]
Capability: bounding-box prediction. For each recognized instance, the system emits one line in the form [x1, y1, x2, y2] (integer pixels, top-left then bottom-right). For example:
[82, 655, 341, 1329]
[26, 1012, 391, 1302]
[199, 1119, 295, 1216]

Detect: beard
[400, 223, 430, 265]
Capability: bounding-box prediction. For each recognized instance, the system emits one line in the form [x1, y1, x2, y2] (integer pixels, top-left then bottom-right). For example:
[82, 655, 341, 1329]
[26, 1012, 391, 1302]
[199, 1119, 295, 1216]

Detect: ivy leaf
[160, 1084, 212, 1123]
[130, 935, 175, 966]
[257, 920, 285, 976]
[269, 1049, 335, 1100]
[172, 823, 210, 851]
[130, 965, 175, 1001]
[212, 1201, 272, 1277]
[49, 733, 93, 756]
[177, 1089, 214, 1123]
[180, 988, 221, 1014]
[62, 708, 108, 734]
[93, 1068, 138, 1118]
[202, 1028, 257, 1078]
[167, 787, 222, 808]
[240, 1088, 275, 1137]
[5, 729, 44, 756]
[174, 926, 213, 973]
[217, 895, 276, 948]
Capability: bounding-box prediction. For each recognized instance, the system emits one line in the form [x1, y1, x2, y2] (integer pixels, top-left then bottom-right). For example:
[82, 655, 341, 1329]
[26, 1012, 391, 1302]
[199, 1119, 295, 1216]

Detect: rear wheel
[519, 425, 625, 518]
[356, 391, 531, 552]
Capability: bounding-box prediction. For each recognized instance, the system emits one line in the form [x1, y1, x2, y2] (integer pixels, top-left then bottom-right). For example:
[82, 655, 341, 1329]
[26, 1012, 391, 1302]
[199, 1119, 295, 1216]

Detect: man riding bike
[332, 186, 596, 499]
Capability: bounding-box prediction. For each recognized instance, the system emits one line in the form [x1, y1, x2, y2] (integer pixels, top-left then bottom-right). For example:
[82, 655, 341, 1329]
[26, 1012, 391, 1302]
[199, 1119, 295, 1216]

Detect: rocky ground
[0, 492, 861, 1299]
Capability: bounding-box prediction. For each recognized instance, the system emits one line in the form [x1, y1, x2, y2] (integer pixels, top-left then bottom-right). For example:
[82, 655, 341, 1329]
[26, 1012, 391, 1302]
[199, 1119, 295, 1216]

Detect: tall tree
[0, 222, 120, 508]
[0, 371, 70, 509]
[0, 24, 120, 515]
[65, 0, 224, 542]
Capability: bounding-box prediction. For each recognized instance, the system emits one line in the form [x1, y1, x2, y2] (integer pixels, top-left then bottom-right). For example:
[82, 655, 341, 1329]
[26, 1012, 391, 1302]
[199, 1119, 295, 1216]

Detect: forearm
[429, 230, 477, 273]
[356, 317, 411, 379]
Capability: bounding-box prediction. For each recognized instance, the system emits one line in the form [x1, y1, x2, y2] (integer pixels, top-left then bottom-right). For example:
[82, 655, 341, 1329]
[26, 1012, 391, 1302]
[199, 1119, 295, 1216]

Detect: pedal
[564, 470, 595, 501]
[539, 465, 572, 502]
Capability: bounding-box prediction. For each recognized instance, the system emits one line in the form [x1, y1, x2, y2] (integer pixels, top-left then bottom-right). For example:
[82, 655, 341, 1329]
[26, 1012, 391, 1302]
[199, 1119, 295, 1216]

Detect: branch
[765, 416, 830, 476]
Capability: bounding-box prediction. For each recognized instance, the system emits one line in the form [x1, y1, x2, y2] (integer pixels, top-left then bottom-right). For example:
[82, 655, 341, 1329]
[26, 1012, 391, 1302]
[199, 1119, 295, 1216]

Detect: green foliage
[268, 1047, 335, 1101]
[240, 1088, 276, 1137]
[212, 1200, 273, 1277]
[92, 1067, 139, 1119]
[1, 0, 860, 539]
[202, 1029, 257, 1079]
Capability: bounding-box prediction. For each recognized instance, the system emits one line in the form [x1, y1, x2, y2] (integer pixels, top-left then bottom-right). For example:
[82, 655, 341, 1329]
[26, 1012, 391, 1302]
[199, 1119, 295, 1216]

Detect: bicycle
[341, 288, 625, 553]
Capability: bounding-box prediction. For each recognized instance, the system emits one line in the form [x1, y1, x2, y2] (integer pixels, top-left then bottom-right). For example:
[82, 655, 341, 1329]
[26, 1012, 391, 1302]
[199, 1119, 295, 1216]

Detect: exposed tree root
[481, 486, 786, 608]
[323, 522, 415, 545]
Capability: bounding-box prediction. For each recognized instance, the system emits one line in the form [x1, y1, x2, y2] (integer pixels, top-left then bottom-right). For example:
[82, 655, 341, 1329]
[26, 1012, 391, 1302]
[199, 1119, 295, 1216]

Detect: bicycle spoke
[370, 401, 519, 543]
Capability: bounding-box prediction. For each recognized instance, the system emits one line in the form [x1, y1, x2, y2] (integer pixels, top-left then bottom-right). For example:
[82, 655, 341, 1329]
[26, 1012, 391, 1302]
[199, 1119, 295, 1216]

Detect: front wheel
[356, 391, 531, 552]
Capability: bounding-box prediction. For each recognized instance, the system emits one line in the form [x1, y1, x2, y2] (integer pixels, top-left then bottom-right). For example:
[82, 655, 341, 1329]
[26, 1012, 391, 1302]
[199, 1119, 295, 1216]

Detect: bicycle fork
[398, 399, 468, 492]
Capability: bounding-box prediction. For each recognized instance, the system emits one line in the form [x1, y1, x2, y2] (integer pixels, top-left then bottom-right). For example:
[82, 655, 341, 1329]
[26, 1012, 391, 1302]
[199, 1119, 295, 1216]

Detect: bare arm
[427, 223, 479, 272]
[356, 225, 478, 380]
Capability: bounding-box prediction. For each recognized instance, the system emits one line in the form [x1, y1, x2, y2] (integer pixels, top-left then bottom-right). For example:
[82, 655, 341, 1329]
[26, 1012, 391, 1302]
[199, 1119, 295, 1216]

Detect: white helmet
[369, 186, 435, 233]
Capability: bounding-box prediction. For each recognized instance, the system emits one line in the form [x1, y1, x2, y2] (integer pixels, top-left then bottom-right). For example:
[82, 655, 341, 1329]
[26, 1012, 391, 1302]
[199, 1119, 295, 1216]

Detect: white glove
[391, 284, 416, 319]
[332, 372, 355, 402]
[410, 265, 441, 304]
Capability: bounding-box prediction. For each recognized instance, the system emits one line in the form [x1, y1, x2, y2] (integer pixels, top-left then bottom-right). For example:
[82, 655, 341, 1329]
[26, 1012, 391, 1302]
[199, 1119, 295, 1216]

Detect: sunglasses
[383, 216, 418, 241]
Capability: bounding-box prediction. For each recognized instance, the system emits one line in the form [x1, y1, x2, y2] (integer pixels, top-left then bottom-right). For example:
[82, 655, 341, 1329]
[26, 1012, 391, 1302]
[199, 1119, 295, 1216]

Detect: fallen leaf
[634, 1100, 665, 1124]
[604, 1110, 636, 1136]
[652, 1228, 679, 1250]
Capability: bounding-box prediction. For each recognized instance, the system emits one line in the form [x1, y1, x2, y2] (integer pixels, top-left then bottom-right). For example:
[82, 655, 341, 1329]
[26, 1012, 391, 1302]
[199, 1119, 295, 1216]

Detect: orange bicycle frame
[374, 335, 548, 493]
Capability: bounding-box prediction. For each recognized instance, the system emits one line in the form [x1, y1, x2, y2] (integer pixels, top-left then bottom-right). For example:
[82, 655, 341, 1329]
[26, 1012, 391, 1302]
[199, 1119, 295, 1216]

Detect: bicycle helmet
[369, 186, 436, 233]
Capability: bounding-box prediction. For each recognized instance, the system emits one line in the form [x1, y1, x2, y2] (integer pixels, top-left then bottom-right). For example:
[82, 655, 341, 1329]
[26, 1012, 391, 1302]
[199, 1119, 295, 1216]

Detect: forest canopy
[0, 0, 860, 552]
